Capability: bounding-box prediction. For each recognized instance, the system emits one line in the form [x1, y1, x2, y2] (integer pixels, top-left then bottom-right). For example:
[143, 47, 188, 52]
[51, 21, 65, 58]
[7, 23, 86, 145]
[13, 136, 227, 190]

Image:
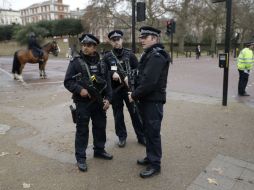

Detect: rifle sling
[78, 58, 106, 94]
[110, 50, 131, 74]
[78, 58, 92, 79]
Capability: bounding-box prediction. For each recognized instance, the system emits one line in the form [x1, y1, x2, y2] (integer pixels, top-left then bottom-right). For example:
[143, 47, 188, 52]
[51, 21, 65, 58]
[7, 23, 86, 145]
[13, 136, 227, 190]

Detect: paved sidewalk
[1, 56, 254, 190]
[187, 155, 254, 190]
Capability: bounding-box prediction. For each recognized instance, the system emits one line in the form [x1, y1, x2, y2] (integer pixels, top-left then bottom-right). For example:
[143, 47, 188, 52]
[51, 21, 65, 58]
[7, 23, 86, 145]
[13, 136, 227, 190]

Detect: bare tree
[233, 0, 254, 43]
[83, 0, 254, 51]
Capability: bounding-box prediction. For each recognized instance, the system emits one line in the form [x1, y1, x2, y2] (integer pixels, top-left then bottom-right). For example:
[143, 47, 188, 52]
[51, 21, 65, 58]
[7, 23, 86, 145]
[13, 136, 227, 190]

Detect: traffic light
[166, 19, 176, 36]
[166, 21, 172, 35]
[137, 2, 146, 22]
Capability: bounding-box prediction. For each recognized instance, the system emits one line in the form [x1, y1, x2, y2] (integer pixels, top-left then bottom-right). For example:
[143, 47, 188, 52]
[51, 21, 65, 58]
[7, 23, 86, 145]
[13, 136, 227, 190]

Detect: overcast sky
[0, 0, 91, 10]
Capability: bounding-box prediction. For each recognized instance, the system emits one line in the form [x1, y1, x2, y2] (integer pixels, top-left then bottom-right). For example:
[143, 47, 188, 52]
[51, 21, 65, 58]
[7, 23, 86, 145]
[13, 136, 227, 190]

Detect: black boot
[140, 166, 160, 178]
[94, 151, 113, 160]
[77, 161, 87, 172]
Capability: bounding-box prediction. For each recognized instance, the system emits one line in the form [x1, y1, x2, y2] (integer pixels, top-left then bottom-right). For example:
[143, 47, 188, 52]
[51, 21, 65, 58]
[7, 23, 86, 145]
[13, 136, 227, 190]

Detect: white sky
[0, 0, 91, 11]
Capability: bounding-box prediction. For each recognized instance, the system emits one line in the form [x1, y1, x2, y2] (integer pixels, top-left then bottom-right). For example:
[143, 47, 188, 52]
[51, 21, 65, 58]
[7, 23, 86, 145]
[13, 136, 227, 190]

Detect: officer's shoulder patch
[104, 51, 113, 58]
[152, 47, 168, 59]
[154, 52, 161, 57]
[152, 48, 162, 57]
[70, 55, 80, 62]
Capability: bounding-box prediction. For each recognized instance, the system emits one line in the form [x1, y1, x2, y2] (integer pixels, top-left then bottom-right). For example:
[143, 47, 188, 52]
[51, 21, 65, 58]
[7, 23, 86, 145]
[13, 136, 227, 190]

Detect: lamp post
[132, 0, 136, 53]
[212, 0, 232, 106]
[223, 0, 232, 106]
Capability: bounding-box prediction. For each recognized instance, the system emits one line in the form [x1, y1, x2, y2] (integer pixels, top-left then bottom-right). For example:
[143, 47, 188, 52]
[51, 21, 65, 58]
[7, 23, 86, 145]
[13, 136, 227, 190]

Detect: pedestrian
[128, 26, 170, 178]
[237, 40, 254, 96]
[28, 32, 44, 62]
[195, 44, 201, 59]
[103, 30, 146, 148]
[64, 33, 113, 172]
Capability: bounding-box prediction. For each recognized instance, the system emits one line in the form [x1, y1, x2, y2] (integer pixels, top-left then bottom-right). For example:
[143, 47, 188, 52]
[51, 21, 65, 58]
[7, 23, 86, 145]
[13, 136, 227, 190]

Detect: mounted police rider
[28, 32, 44, 62]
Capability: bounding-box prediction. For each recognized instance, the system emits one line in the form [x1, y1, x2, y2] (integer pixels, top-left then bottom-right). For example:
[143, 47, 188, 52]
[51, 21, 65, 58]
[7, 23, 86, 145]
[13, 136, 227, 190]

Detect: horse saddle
[30, 49, 44, 60]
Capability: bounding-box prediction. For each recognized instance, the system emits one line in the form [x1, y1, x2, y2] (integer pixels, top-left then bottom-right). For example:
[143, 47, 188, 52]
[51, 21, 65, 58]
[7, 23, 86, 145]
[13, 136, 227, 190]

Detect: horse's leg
[13, 73, 18, 80]
[16, 64, 25, 82]
[39, 62, 44, 79]
[42, 62, 47, 79]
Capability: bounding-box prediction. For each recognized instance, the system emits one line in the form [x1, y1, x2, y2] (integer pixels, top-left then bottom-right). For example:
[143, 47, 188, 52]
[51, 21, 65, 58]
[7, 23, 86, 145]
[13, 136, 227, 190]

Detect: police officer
[129, 26, 170, 178]
[103, 30, 145, 147]
[64, 33, 113, 172]
[237, 40, 254, 96]
[28, 32, 44, 61]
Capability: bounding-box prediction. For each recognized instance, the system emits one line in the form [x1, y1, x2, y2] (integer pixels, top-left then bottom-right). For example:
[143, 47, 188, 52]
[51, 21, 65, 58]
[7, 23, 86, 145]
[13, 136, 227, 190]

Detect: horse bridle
[50, 42, 60, 56]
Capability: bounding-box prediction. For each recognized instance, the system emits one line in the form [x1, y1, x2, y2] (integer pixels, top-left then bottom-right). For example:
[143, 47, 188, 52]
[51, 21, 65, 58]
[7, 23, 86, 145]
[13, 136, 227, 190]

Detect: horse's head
[44, 40, 60, 56]
[51, 40, 60, 56]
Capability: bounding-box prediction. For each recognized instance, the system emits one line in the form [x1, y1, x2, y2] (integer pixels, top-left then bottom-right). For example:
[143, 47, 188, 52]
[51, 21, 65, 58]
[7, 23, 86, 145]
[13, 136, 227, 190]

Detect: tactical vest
[107, 48, 131, 73]
[77, 57, 107, 94]
[77, 57, 106, 78]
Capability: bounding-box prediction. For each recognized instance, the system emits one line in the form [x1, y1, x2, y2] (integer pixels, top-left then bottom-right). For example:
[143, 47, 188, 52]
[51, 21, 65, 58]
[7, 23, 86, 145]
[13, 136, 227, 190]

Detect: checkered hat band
[111, 32, 122, 38]
[141, 29, 159, 36]
[81, 35, 97, 44]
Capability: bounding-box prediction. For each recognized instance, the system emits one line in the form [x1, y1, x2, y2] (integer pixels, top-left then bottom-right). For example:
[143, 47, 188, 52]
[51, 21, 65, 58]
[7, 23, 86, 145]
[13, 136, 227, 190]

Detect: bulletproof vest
[78, 57, 106, 77]
[78, 58, 107, 93]
[107, 48, 131, 73]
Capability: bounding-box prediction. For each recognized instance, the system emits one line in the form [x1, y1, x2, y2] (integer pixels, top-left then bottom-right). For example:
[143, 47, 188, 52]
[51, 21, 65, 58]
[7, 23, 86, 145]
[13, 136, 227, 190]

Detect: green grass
[0, 38, 70, 58]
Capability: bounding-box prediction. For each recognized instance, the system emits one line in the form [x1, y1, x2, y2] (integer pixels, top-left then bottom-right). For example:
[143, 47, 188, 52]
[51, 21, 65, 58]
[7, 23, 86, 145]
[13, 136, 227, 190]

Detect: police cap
[108, 30, 123, 40]
[79, 34, 100, 45]
[139, 26, 161, 38]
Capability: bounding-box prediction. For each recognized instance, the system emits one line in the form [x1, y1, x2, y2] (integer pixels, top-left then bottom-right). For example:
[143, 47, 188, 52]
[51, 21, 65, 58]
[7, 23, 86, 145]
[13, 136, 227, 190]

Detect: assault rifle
[116, 64, 137, 93]
[69, 72, 107, 124]
[117, 66, 142, 124]
[72, 72, 107, 108]
[87, 74, 107, 108]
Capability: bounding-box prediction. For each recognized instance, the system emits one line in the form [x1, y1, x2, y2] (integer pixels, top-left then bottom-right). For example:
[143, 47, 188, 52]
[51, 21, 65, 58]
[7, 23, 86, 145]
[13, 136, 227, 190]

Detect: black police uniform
[28, 36, 43, 59]
[103, 44, 145, 145]
[64, 47, 112, 165]
[131, 27, 170, 174]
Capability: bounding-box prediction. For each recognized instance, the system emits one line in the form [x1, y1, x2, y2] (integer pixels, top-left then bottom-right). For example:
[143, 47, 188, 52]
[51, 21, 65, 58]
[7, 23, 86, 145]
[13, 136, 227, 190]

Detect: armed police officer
[64, 33, 113, 172]
[103, 30, 145, 148]
[28, 32, 44, 62]
[129, 26, 170, 178]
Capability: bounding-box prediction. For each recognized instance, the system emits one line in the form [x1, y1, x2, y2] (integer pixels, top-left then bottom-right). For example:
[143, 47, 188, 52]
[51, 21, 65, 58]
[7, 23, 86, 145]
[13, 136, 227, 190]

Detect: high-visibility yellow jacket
[237, 47, 254, 70]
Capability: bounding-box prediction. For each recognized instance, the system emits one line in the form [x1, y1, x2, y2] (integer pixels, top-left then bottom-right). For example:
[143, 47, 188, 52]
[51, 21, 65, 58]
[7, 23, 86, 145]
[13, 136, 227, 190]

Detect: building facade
[0, 9, 22, 25]
[20, 0, 70, 25]
[70, 8, 85, 19]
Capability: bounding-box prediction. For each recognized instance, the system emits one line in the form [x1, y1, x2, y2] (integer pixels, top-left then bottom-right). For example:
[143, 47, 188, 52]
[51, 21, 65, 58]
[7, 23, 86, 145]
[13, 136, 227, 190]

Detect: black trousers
[139, 101, 163, 170]
[112, 88, 144, 141]
[238, 70, 249, 95]
[75, 101, 106, 163]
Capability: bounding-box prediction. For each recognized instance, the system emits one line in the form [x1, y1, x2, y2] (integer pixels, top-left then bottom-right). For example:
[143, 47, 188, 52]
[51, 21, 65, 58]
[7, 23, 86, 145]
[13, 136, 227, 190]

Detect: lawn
[0, 38, 70, 58]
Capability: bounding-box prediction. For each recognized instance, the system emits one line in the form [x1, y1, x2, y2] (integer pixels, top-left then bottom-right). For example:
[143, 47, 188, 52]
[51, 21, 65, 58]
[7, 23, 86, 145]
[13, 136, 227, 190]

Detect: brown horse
[12, 40, 60, 82]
